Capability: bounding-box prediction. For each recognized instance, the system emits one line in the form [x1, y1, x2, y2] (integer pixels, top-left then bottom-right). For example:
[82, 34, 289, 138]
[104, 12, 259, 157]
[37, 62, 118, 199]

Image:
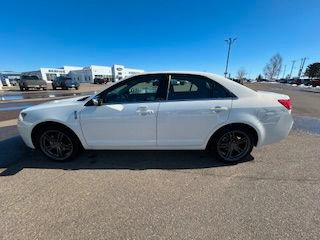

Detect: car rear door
[157, 74, 233, 147]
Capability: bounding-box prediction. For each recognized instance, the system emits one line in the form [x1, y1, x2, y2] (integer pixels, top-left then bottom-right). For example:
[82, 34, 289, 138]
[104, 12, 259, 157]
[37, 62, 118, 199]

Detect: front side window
[100, 74, 166, 104]
[168, 74, 231, 101]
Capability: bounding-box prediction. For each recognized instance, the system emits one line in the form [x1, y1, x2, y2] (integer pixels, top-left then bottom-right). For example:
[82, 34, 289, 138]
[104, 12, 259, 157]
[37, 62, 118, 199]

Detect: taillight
[278, 99, 292, 110]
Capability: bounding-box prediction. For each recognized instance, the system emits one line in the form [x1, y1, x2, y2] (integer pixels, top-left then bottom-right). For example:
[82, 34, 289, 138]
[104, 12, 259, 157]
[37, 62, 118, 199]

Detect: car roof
[134, 71, 257, 98]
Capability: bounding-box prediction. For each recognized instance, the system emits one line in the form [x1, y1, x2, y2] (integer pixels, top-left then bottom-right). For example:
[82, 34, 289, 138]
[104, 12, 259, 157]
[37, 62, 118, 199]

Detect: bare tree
[263, 54, 283, 80]
[236, 68, 247, 79]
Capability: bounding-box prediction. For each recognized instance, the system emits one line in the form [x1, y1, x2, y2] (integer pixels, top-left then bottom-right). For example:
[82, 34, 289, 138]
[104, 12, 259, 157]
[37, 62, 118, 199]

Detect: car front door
[157, 74, 233, 147]
[80, 74, 167, 148]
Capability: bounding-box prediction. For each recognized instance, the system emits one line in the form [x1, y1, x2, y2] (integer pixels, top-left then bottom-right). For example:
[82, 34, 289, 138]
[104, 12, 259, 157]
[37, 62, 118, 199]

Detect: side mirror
[92, 97, 103, 106]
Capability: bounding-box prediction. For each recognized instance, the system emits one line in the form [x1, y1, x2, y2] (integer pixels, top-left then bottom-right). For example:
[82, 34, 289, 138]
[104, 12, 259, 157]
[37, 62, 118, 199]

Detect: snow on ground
[298, 84, 313, 88]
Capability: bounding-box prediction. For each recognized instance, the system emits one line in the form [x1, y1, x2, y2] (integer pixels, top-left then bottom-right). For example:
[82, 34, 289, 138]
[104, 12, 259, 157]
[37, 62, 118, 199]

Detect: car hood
[23, 95, 90, 112]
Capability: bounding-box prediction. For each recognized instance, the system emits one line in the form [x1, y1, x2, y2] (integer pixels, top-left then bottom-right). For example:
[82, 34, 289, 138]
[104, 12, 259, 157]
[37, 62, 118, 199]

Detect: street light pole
[289, 60, 296, 79]
[282, 64, 287, 78]
[297, 57, 307, 78]
[224, 37, 236, 78]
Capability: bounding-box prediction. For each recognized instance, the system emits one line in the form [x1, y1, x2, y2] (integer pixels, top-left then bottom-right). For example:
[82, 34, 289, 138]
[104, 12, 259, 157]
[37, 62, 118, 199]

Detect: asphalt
[0, 82, 320, 240]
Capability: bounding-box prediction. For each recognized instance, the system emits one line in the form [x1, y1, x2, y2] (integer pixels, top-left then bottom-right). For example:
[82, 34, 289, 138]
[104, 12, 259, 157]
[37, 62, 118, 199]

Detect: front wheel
[211, 128, 254, 163]
[36, 127, 80, 161]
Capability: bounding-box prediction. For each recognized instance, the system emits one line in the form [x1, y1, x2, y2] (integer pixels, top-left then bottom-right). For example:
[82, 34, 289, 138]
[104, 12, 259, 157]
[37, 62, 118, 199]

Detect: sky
[0, 0, 319, 78]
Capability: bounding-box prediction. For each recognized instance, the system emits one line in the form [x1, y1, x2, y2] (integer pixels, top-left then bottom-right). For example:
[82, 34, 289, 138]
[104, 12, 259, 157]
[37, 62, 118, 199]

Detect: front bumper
[17, 119, 35, 149]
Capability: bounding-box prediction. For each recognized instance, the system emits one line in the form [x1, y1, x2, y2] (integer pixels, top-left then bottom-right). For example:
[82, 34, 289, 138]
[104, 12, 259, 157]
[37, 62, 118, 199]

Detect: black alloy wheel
[38, 128, 79, 161]
[215, 129, 253, 162]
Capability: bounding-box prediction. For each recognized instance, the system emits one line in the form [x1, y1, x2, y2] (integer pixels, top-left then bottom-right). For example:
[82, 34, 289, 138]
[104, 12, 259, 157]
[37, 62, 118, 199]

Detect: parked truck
[19, 75, 47, 91]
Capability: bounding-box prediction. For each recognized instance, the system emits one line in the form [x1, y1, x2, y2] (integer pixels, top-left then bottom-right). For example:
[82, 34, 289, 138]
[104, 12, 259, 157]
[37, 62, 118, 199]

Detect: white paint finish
[157, 99, 232, 146]
[17, 71, 294, 151]
[79, 103, 160, 147]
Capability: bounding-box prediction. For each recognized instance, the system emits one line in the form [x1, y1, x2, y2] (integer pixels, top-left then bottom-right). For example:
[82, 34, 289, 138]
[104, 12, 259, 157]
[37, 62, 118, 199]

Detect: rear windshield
[22, 75, 40, 80]
[65, 79, 77, 83]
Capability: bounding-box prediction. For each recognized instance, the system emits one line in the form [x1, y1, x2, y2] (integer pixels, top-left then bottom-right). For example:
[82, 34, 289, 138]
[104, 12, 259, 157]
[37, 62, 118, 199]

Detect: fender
[203, 112, 265, 148]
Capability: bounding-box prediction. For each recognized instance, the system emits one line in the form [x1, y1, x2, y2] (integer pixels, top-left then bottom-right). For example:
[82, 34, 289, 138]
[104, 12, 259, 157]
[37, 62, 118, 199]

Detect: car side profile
[18, 72, 294, 163]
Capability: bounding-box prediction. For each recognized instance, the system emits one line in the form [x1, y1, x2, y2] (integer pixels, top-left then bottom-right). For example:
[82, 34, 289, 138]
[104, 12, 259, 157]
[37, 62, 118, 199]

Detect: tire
[210, 127, 254, 163]
[35, 126, 80, 161]
[43, 88, 47, 91]
[25, 87, 29, 91]
[75, 87, 79, 90]
[20, 86, 24, 91]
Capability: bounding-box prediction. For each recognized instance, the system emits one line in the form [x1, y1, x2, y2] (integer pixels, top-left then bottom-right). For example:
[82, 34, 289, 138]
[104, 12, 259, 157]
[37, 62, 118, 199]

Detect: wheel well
[31, 121, 83, 149]
[206, 123, 259, 149]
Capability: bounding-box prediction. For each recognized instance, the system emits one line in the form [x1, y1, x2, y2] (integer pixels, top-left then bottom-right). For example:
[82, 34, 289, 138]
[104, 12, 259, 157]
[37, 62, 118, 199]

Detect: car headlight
[18, 112, 27, 121]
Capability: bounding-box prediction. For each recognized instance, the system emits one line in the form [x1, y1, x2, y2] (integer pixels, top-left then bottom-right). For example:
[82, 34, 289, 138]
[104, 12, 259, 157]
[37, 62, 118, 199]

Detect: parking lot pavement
[1, 82, 320, 239]
[246, 82, 320, 118]
[0, 128, 320, 239]
[0, 83, 106, 103]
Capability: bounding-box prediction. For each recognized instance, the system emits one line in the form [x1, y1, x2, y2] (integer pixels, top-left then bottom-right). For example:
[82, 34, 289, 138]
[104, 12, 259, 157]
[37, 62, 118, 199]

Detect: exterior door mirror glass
[91, 96, 103, 106]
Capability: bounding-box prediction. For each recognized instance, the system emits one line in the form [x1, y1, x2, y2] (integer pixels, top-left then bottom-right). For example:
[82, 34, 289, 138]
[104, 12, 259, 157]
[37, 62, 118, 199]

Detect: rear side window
[168, 75, 231, 101]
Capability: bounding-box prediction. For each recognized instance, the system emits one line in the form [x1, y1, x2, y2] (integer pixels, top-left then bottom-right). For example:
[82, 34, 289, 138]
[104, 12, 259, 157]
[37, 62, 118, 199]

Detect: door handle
[210, 106, 229, 113]
[136, 106, 154, 116]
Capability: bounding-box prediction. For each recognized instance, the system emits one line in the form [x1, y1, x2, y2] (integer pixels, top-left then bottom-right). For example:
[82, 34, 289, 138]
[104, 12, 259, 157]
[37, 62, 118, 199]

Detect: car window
[168, 74, 231, 101]
[101, 75, 165, 104]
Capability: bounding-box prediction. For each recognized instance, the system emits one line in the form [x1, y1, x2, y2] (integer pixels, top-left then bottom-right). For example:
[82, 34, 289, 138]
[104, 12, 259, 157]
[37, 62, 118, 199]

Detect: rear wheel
[36, 126, 80, 161]
[211, 128, 254, 163]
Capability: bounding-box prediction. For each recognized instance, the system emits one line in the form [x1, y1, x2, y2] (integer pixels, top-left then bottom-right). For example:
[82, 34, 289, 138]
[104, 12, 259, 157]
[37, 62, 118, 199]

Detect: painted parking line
[0, 119, 17, 128]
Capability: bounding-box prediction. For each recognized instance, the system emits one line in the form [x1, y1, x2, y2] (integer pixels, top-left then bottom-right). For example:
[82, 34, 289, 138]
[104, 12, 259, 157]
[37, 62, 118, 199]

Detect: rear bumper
[257, 113, 294, 146]
[17, 120, 35, 149]
[26, 85, 47, 88]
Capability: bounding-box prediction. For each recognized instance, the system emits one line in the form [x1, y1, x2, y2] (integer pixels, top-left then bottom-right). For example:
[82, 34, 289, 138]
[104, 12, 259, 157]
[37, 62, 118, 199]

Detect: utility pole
[297, 57, 307, 78]
[282, 64, 287, 78]
[289, 60, 296, 79]
[224, 37, 236, 78]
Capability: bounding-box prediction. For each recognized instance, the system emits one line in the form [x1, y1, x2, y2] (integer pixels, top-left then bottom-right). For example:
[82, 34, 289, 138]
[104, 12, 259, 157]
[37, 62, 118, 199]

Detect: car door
[80, 74, 167, 148]
[157, 74, 233, 147]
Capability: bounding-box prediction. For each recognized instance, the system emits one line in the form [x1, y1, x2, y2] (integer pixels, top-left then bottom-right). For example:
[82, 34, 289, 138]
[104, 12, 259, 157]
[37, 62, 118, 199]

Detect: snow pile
[298, 84, 312, 88]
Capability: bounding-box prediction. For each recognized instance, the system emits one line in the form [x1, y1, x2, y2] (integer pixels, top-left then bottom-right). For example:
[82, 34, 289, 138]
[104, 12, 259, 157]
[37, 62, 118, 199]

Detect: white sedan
[18, 72, 293, 163]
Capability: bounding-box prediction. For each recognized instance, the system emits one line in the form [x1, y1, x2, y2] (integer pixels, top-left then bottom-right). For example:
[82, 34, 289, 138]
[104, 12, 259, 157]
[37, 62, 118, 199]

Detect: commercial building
[22, 64, 144, 83]
[0, 71, 21, 86]
[22, 66, 83, 82]
[69, 64, 144, 83]
[0, 71, 21, 80]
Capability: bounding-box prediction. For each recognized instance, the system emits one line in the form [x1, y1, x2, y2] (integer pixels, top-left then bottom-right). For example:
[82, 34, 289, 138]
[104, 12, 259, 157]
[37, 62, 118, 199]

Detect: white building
[0, 71, 21, 80]
[69, 64, 144, 83]
[22, 64, 144, 83]
[22, 66, 83, 83]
